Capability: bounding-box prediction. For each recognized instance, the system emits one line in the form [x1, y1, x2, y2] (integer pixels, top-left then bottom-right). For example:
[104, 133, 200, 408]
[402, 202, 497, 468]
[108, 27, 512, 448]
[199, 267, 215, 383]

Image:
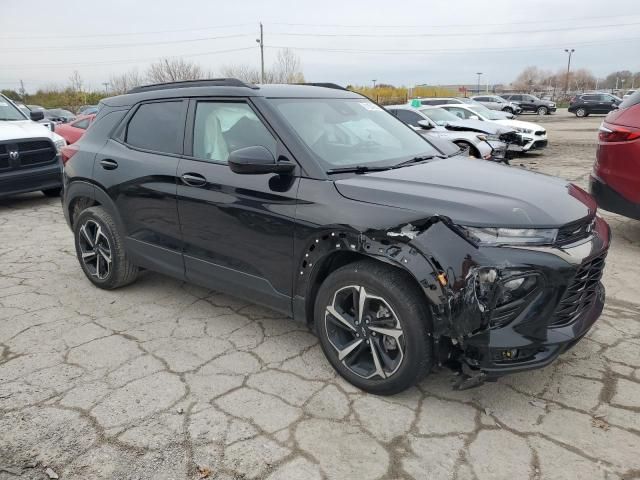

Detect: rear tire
[314, 259, 432, 395]
[536, 106, 548, 116]
[42, 188, 61, 197]
[575, 108, 588, 118]
[73, 206, 138, 290]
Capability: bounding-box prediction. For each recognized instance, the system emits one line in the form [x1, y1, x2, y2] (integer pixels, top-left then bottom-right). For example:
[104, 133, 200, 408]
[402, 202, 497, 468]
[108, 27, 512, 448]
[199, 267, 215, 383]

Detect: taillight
[60, 145, 78, 165]
[598, 124, 640, 142]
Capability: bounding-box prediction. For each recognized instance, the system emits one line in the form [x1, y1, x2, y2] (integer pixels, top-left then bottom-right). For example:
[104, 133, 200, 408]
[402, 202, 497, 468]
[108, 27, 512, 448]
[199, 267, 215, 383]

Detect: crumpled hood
[334, 157, 593, 227]
[444, 119, 515, 135]
[0, 120, 60, 142]
[494, 118, 544, 132]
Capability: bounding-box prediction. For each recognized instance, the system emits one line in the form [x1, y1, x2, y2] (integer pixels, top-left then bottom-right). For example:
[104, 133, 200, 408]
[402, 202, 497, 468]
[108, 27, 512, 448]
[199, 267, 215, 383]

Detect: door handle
[99, 159, 118, 170]
[181, 173, 207, 187]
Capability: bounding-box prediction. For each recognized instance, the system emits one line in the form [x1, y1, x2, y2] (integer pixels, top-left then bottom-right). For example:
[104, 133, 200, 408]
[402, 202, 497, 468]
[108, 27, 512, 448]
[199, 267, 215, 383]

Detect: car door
[93, 99, 186, 279]
[581, 95, 599, 113]
[176, 98, 299, 314]
[600, 94, 618, 113]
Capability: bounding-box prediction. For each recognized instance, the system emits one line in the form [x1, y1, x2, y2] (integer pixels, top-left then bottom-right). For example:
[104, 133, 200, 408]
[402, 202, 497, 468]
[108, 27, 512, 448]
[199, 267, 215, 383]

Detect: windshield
[419, 107, 461, 125]
[469, 105, 503, 120]
[270, 98, 439, 169]
[0, 96, 27, 121]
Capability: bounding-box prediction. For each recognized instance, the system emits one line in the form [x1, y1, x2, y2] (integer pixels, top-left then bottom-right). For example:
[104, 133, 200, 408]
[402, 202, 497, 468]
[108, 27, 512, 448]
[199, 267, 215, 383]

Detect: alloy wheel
[324, 285, 405, 379]
[78, 219, 112, 280]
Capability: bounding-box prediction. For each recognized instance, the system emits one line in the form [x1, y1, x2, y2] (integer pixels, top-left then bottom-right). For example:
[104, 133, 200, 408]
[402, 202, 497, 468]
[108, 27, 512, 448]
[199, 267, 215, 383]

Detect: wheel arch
[65, 181, 125, 234]
[292, 228, 446, 333]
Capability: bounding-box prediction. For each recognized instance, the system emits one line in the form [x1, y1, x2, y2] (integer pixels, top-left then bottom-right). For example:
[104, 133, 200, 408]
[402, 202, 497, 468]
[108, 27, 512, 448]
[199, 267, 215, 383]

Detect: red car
[590, 91, 640, 220]
[54, 114, 95, 144]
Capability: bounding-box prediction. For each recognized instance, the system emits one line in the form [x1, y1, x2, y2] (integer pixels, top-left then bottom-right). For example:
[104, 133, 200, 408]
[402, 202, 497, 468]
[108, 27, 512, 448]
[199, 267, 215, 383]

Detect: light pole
[476, 72, 482, 96]
[372, 79, 377, 88]
[564, 48, 575, 96]
[256, 23, 265, 83]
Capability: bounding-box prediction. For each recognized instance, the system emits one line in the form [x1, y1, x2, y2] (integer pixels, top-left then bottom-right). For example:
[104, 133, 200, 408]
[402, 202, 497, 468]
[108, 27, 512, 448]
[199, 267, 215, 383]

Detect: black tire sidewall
[314, 261, 432, 395]
[73, 208, 120, 289]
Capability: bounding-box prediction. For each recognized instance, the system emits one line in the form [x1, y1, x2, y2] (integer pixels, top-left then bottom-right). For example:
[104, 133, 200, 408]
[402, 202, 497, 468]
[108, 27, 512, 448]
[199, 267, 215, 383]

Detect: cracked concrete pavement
[1, 110, 639, 479]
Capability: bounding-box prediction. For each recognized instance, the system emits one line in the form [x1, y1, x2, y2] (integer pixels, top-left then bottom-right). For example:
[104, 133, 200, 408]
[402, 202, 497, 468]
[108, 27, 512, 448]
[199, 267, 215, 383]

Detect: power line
[268, 21, 640, 38]
[268, 13, 640, 29]
[0, 23, 255, 40]
[265, 36, 640, 55]
[2, 46, 256, 69]
[1, 33, 252, 53]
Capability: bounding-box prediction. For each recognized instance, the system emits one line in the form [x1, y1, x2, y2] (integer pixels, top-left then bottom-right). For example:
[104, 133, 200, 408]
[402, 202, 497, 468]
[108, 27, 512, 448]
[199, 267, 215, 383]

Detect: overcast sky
[2, 0, 639, 92]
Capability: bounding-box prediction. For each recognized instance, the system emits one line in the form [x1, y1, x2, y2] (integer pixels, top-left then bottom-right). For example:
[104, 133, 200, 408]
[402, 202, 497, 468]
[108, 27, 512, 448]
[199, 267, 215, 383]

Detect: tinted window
[72, 118, 91, 130]
[193, 102, 276, 163]
[395, 109, 423, 127]
[620, 90, 640, 109]
[126, 101, 184, 154]
[582, 95, 598, 101]
[475, 97, 489, 102]
[511, 95, 522, 101]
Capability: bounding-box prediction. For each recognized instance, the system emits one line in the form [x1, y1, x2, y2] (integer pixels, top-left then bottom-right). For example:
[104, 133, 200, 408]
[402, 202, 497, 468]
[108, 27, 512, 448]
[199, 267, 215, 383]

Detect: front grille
[0, 138, 56, 171]
[556, 217, 595, 245]
[535, 130, 546, 136]
[549, 252, 606, 327]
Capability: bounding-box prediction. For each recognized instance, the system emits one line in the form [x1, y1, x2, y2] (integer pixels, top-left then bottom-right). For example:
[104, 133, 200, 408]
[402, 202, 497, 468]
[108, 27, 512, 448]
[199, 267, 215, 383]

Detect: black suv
[62, 80, 609, 394]
[568, 93, 622, 117]
[500, 94, 557, 115]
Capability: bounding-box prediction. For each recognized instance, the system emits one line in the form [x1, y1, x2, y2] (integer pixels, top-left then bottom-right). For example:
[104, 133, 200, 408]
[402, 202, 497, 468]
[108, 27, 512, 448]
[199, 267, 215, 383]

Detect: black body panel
[62, 83, 611, 383]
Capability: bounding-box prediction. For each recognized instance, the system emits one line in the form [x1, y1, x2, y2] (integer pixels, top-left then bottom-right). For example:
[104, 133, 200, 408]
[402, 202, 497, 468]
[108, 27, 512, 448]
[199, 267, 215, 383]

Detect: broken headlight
[460, 226, 558, 246]
[473, 268, 542, 327]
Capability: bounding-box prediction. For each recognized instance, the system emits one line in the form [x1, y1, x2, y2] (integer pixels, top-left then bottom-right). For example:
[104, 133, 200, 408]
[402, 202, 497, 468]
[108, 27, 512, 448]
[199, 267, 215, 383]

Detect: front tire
[575, 107, 588, 118]
[314, 260, 432, 395]
[73, 206, 138, 290]
[503, 107, 514, 114]
[536, 106, 548, 115]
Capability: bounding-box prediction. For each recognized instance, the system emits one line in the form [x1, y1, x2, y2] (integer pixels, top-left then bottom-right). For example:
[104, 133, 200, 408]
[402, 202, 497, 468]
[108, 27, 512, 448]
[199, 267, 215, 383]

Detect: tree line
[509, 66, 640, 94]
[1, 49, 305, 111]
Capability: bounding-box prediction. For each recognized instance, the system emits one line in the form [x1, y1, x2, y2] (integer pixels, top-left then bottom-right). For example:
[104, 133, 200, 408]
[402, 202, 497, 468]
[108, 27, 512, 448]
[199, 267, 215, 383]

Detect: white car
[623, 90, 636, 99]
[0, 94, 67, 198]
[386, 105, 510, 161]
[438, 103, 547, 152]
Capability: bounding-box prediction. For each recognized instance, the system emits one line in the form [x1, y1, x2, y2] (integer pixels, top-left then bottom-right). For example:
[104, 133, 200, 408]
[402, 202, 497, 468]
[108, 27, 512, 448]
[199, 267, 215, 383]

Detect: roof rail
[294, 82, 348, 91]
[127, 78, 258, 94]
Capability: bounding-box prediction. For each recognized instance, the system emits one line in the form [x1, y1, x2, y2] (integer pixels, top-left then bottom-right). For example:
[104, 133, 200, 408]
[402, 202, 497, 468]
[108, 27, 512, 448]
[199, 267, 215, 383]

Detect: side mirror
[417, 120, 434, 130]
[469, 115, 480, 120]
[30, 110, 45, 121]
[228, 146, 295, 175]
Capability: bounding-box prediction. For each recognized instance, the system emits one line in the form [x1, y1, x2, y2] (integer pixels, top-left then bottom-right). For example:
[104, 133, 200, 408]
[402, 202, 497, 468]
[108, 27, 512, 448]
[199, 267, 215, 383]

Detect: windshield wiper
[326, 165, 393, 174]
[392, 154, 443, 169]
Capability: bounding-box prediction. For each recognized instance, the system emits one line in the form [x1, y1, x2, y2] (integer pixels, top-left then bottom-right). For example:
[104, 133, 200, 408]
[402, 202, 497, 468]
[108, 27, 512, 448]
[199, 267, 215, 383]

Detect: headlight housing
[54, 138, 66, 152]
[460, 226, 558, 246]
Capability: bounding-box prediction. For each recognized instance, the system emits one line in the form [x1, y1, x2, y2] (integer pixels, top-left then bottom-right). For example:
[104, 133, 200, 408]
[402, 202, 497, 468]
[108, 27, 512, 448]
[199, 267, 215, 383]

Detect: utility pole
[476, 72, 482, 95]
[18, 80, 26, 101]
[372, 79, 377, 88]
[564, 48, 575, 96]
[256, 23, 265, 83]
[102, 82, 109, 94]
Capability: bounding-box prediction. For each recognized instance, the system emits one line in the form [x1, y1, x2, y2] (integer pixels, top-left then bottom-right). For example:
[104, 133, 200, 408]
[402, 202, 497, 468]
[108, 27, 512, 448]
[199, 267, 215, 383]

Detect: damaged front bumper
[408, 216, 610, 384]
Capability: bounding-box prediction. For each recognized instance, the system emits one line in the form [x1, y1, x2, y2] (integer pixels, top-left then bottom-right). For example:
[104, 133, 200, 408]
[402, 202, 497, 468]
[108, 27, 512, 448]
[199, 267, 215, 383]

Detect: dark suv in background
[62, 80, 609, 394]
[500, 94, 557, 115]
[569, 93, 622, 118]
